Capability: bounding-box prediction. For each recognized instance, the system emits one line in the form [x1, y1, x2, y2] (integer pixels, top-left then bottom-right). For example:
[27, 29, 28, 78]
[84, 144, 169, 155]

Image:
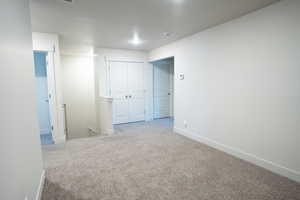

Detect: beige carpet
[42, 119, 300, 200]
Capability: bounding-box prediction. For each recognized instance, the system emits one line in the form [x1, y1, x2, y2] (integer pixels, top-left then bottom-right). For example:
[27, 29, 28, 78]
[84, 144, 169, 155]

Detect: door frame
[32, 33, 66, 144]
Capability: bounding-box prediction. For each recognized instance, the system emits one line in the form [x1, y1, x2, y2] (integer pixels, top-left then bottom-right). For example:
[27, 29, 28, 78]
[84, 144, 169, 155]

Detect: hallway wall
[149, 0, 300, 182]
[61, 47, 97, 139]
[0, 0, 43, 199]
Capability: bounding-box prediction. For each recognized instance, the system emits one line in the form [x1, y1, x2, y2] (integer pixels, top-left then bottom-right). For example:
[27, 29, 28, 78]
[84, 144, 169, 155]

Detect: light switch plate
[179, 73, 184, 80]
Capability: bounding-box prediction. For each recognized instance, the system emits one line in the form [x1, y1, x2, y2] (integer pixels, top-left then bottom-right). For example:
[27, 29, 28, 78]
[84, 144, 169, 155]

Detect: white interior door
[127, 62, 145, 122]
[46, 52, 58, 138]
[110, 61, 129, 124]
[154, 63, 172, 119]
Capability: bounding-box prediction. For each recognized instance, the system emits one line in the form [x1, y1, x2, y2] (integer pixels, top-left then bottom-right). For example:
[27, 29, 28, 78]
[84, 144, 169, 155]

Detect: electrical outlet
[184, 120, 188, 128]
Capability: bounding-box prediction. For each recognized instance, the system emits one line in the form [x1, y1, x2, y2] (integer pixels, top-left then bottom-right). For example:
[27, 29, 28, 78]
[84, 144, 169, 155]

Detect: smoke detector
[163, 32, 173, 37]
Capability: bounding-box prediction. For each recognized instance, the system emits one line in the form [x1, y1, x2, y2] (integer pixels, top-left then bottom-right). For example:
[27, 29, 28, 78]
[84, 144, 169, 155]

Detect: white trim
[100, 128, 114, 135]
[54, 135, 66, 144]
[174, 127, 300, 183]
[99, 96, 113, 102]
[35, 170, 45, 200]
[106, 56, 146, 63]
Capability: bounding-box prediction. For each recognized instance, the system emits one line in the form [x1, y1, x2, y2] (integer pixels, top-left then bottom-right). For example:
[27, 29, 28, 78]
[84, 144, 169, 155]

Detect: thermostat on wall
[179, 73, 185, 80]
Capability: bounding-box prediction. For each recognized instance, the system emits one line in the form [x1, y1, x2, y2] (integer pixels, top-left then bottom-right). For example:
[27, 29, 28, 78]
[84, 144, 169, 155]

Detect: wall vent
[62, 0, 73, 3]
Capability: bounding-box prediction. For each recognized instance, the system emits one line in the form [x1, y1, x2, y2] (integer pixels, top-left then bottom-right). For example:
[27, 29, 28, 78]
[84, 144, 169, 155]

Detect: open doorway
[152, 57, 174, 120]
[33, 51, 54, 145]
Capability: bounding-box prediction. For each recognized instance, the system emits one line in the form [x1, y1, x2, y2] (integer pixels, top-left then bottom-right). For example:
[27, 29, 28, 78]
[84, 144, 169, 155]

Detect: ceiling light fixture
[172, 0, 184, 5]
[129, 33, 143, 45]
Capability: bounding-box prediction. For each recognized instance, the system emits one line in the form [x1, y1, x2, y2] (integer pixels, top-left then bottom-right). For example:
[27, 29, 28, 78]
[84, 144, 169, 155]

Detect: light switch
[179, 73, 184, 80]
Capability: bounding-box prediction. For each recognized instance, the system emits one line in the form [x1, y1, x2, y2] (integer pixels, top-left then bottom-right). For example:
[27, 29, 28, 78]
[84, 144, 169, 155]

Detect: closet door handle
[125, 95, 128, 99]
[129, 95, 132, 98]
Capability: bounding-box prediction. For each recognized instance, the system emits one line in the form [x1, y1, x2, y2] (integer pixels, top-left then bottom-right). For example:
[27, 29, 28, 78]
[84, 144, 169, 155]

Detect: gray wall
[61, 53, 97, 139]
[0, 0, 43, 199]
[149, 0, 300, 182]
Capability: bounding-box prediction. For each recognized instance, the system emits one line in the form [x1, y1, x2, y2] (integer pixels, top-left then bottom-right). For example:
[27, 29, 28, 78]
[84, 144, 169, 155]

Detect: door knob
[129, 95, 132, 98]
[168, 93, 171, 95]
[125, 95, 128, 98]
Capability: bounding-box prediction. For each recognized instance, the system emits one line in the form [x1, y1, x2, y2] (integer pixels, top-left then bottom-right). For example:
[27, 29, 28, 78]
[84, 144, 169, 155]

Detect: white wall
[61, 47, 97, 139]
[0, 0, 43, 199]
[149, 0, 300, 182]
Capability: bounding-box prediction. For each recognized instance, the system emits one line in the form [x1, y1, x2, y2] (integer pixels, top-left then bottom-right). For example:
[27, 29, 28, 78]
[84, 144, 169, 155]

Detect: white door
[109, 61, 145, 124]
[110, 61, 129, 124]
[127, 62, 145, 122]
[46, 52, 59, 140]
[154, 63, 172, 119]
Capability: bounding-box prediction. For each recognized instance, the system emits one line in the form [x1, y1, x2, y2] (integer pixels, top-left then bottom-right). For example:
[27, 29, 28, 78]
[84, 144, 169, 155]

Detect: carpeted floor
[42, 119, 300, 200]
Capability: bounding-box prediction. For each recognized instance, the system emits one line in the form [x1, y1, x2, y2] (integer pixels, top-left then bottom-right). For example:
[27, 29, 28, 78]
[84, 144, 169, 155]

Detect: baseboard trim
[35, 170, 45, 200]
[100, 128, 114, 135]
[174, 127, 300, 183]
[54, 135, 66, 144]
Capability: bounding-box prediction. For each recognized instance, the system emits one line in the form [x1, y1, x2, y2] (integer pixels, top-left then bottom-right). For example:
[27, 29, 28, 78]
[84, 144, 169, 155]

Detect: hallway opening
[33, 51, 54, 145]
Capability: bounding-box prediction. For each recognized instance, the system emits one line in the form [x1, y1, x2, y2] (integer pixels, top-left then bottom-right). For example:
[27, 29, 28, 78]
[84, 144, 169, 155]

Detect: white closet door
[110, 61, 129, 124]
[154, 63, 171, 119]
[127, 62, 145, 122]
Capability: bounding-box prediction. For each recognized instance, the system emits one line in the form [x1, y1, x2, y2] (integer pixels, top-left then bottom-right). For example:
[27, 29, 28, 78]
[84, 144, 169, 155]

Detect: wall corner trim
[35, 170, 46, 200]
[174, 127, 300, 183]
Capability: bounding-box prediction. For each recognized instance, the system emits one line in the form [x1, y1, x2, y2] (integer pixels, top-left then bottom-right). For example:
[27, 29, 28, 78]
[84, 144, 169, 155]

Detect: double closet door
[109, 61, 145, 124]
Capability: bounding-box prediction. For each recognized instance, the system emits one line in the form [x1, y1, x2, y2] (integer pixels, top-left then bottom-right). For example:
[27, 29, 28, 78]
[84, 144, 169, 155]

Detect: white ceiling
[30, 0, 278, 51]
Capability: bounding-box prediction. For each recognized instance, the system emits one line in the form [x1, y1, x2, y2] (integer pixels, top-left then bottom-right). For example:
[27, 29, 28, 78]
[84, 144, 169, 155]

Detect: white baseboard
[35, 170, 45, 200]
[100, 128, 114, 135]
[174, 127, 300, 183]
[54, 135, 66, 144]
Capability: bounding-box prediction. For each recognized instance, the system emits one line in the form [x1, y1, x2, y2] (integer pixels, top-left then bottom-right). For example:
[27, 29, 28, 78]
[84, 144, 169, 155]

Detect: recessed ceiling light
[172, 0, 184, 5]
[129, 33, 143, 45]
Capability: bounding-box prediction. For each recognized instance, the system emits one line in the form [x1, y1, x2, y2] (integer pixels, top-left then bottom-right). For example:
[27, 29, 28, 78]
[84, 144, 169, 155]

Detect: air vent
[63, 0, 73, 3]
